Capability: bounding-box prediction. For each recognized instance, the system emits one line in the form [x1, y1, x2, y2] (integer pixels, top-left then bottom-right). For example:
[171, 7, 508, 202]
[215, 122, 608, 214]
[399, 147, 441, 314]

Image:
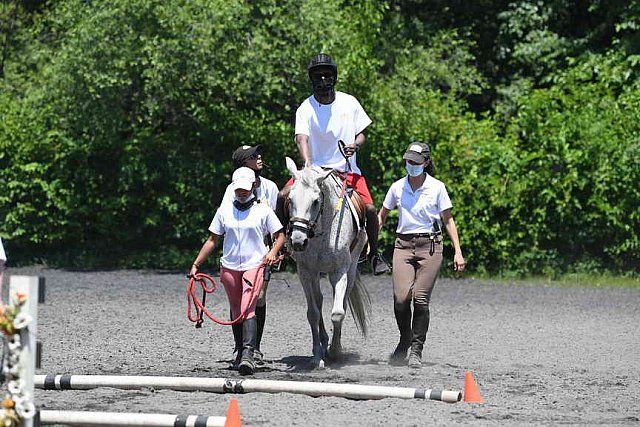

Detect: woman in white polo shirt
[378, 142, 465, 368]
[190, 167, 285, 375]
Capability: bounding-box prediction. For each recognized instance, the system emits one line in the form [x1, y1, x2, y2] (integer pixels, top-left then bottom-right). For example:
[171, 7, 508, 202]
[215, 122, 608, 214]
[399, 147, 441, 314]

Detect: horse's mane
[295, 166, 322, 188]
[295, 167, 340, 195]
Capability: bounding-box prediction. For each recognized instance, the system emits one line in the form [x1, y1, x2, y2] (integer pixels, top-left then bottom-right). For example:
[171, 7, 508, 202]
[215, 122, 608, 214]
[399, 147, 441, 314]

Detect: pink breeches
[220, 266, 265, 320]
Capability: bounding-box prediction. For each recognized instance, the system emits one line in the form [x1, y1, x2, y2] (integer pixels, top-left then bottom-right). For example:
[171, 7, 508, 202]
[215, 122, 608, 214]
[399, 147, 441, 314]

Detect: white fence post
[8, 275, 44, 427]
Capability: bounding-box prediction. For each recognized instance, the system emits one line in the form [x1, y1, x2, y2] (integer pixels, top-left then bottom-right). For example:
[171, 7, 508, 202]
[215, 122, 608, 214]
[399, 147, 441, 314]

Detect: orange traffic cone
[464, 371, 484, 403]
[224, 398, 242, 427]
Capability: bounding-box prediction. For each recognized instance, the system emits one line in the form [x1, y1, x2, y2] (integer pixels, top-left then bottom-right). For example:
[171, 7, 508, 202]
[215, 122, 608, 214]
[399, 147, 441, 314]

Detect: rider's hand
[343, 143, 358, 158]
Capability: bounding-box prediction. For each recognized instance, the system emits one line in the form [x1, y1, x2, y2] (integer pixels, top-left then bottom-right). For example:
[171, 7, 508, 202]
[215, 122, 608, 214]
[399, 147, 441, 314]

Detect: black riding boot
[389, 302, 412, 365]
[238, 316, 257, 375]
[231, 316, 243, 370]
[408, 306, 430, 369]
[254, 305, 266, 366]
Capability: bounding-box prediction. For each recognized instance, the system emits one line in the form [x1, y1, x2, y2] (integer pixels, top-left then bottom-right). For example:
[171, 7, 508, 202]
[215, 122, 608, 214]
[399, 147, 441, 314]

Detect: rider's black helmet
[307, 53, 337, 80]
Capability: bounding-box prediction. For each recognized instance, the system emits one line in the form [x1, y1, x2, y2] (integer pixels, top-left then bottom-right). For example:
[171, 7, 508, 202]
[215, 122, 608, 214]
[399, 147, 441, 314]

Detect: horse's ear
[286, 157, 299, 178]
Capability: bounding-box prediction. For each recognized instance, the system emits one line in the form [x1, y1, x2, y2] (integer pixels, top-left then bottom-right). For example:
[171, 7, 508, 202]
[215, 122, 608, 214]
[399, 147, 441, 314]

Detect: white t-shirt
[0, 237, 6, 261]
[222, 176, 279, 211]
[209, 202, 283, 271]
[295, 91, 372, 174]
[382, 175, 453, 234]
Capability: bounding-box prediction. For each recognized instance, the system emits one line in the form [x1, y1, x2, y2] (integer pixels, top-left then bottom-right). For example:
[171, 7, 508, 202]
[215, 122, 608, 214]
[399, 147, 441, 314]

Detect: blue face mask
[405, 162, 424, 177]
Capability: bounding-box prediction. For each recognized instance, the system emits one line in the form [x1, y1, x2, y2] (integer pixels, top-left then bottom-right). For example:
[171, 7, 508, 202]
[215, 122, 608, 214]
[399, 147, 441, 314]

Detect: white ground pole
[9, 275, 45, 427]
[38, 410, 226, 426]
[35, 375, 462, 403]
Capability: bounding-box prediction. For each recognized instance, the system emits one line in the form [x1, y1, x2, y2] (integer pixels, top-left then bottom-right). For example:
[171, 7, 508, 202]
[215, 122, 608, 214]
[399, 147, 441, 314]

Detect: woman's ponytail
[426, 159, 436, 177]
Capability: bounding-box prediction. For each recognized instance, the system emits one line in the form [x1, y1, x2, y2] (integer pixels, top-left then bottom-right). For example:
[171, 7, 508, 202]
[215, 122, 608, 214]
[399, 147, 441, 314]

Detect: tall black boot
[238, 316, 257, 375]
[388, 302, 412, 365]
[408, 306, 430, 369]
[231, 321, 243, 370]
[254, 305, 266, 366]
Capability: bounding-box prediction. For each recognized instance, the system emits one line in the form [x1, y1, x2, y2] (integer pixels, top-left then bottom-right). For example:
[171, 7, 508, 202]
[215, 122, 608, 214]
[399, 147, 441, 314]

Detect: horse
[284, 156, 371, 368]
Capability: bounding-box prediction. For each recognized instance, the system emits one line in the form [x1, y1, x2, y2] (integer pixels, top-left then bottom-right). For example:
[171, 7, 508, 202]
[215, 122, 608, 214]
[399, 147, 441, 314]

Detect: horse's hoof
[326, 346, 343, 362]
[307, 357, 325, 370]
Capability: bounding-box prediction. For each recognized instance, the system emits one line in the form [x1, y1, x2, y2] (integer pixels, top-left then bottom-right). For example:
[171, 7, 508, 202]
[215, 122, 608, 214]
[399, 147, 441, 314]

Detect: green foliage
[501, 51, 640, 274]
[0, 0, 637, 278]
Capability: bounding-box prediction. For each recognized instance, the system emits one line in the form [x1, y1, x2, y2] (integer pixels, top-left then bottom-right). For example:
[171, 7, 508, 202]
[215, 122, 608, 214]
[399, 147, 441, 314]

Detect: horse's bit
[288, 194, 324, 239]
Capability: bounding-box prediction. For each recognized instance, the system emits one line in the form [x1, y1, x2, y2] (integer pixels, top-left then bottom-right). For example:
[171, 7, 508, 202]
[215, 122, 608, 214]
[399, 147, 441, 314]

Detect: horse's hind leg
[299, 269, 325, 368]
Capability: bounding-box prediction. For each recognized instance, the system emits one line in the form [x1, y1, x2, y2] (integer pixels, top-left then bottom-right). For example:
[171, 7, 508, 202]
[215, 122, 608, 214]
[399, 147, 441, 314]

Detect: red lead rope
[186, 257, 282, 328]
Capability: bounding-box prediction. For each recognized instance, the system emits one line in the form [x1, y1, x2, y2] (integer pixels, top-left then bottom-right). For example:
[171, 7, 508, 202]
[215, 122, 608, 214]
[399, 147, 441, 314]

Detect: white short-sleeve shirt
[382, 175, 453, 234]
[295, 91, 372, 174]
[222, 176, 279, 211]
[209, 203, 283, 271]
[0, 237, 6, 261]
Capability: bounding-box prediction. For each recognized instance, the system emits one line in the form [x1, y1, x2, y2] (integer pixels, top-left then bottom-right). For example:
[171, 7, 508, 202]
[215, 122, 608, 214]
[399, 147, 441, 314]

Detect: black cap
[402, 141, 431, 163]
[232, 145, 262, 167]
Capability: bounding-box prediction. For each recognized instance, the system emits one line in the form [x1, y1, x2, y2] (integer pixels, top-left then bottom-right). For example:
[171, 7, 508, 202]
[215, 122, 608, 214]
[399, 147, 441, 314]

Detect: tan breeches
[392, 236, 443, 308]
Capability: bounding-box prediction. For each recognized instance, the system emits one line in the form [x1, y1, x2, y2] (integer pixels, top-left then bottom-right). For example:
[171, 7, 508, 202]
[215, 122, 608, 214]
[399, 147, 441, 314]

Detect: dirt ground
[5, 266, 640, 426]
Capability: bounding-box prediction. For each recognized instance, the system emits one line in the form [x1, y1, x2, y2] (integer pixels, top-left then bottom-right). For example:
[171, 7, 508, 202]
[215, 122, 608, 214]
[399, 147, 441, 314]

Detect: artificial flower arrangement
[0, 293, 36, 426]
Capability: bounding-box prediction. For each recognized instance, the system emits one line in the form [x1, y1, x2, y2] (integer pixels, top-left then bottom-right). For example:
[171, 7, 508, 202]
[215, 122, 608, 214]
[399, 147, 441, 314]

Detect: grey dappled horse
[285, 157, 371, 368]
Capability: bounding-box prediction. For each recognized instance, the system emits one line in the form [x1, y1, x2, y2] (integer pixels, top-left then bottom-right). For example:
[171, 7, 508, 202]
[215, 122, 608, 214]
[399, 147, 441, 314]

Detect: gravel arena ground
[5, 266, 640, 426]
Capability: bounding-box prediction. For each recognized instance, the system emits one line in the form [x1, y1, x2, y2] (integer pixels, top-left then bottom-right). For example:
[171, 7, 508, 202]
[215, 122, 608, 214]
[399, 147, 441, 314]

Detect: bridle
[287, 187, 324, 239]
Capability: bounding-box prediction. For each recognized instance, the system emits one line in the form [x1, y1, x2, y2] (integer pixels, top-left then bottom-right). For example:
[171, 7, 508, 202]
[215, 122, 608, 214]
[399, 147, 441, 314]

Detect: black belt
[396, 232, 441, 240]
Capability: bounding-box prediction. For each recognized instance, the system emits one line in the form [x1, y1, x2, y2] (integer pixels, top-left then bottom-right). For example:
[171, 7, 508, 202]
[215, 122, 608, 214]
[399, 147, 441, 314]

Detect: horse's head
[285, 157, 333, 252]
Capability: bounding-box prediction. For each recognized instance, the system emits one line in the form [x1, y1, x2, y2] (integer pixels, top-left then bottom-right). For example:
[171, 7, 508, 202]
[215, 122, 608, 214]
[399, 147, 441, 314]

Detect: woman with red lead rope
[190, 167, 285, 375]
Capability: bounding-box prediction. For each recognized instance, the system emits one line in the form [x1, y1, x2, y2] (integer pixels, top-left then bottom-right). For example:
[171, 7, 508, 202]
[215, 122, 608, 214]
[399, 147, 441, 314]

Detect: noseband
[288, 192, 323, 239]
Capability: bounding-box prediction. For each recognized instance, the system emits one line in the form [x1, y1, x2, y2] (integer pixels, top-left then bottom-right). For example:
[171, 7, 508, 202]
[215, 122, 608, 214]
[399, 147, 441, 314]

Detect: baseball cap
[402, 141, 431, 163]
[232, 145, 262, 167]
[231, 167, 256, 191]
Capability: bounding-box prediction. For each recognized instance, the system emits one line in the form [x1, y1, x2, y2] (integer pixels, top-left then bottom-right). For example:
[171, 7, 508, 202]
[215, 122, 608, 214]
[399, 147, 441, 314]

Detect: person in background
[190, 167, 285, 375]
[378, 142, 465, 368]
[222, 145, 278, 210]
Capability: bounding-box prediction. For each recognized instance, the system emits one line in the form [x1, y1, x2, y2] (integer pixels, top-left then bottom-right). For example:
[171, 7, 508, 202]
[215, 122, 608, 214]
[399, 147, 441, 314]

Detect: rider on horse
[279, 53, 390, 275]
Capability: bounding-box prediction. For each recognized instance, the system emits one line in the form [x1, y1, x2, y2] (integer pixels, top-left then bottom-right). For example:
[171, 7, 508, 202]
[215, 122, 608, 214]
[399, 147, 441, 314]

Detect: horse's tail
[348, 270, 372, 337]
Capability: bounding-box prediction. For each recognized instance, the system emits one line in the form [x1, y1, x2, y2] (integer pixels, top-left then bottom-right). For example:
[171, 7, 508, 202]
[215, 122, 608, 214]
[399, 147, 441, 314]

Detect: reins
[335, 140, 352, 212]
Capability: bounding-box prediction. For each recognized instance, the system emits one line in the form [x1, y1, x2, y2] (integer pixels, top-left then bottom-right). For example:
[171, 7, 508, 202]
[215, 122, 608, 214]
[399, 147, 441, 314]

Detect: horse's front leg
[327, 268, 349, 361]
[299, 269, 325, 368]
